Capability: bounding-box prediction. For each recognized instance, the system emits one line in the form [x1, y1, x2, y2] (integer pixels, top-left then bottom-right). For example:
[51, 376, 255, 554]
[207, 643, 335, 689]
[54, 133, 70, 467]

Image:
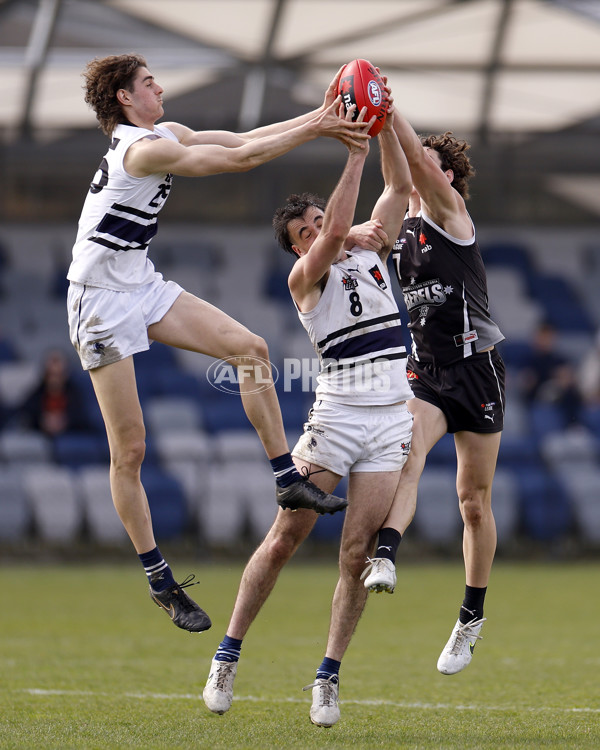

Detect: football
[338, 59, 388, 136]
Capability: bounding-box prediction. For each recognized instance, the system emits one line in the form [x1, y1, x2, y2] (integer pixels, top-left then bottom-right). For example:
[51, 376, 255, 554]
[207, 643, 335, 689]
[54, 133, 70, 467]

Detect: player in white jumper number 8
[203, 95, 415, 728]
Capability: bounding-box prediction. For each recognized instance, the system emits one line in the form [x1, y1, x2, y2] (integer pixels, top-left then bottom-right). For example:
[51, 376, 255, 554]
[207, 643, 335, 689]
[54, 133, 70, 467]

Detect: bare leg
[149, 292, 288, 458]
[89, 356, 154, 553]
[454, 430, 501, 588]
[226, 508, 318, 638]
[381, 398, 447, 533]
[324, 470, 401, 661]
[226, 460, 340, 637]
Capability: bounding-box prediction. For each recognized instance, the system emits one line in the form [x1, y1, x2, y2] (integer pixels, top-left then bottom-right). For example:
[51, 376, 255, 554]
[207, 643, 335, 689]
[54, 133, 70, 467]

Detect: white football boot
[437, 617, 486, 675]
[203, 658, 238, 714]
[303, 675, 340, 727]
[360, 557, 396, 593]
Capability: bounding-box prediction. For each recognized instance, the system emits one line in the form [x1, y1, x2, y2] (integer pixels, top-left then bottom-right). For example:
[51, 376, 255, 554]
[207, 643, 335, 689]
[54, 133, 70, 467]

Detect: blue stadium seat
[529, 402, 569, 440]
[513, 467, 572, 542]
[134, 343, 177, 371]
[53, 432, 109, 469]
[497, 434, 542, 470]
[141, 466, 189, 540]
[527, 274, 595, 333]
[202, 394, 248, 433]
[480, 242, 535, 280]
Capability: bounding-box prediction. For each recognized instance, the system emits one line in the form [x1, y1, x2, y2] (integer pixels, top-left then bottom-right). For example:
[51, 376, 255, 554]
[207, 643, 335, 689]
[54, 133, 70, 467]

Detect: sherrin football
[338, 59, 388, 136]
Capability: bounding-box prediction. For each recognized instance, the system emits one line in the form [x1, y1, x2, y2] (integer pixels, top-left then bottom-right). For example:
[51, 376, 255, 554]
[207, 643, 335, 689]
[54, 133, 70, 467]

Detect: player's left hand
[347, 219, 389, 252]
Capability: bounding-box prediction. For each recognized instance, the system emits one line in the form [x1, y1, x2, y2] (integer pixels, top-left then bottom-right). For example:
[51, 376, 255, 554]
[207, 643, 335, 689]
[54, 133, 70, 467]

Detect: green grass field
[1, 560, 598, 749]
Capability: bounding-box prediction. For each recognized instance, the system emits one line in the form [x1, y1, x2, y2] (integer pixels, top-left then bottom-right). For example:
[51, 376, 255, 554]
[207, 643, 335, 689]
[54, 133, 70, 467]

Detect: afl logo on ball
[367, 81, 382, 107]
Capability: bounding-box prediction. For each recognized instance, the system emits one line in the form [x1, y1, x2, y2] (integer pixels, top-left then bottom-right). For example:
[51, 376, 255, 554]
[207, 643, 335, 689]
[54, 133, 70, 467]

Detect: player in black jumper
[351, 115, 505, 675]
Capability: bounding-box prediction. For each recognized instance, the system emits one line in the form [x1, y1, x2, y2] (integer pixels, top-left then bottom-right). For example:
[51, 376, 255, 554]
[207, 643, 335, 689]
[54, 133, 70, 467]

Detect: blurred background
[1, 0, 600, 560]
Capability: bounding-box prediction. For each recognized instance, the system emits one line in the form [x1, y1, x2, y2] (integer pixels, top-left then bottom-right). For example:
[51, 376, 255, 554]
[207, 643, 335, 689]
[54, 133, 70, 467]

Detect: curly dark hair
[419, 131, 475, 200]
[82, 54, 147, 136]
[272, 192, 327, 256]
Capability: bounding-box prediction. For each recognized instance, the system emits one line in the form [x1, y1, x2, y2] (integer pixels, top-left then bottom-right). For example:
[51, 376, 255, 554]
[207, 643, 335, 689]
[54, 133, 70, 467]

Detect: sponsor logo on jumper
[419, 232, 433, 253]
[342, 275, 358, 291]
[369, 265, 387, 289]
[454, 329, 478, 347]
[405, 228, 416, 236]
[403, 279, 447, 313]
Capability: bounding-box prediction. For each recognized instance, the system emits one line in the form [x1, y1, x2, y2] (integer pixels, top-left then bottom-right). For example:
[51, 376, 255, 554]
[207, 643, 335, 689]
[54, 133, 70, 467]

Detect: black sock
[374, 528, 401, 563]
[459, 585, 487, 624]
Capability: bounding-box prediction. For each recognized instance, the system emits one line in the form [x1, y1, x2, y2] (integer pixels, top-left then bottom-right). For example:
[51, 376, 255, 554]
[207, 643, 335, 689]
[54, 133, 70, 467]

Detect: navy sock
[459, 585, 487, 624]
[316, 656, 341, 682]
[139, 547, 175, 592]
[374, 527, 402, 563]
[215, 635, 243, 663]
[270, 453, 302, 488]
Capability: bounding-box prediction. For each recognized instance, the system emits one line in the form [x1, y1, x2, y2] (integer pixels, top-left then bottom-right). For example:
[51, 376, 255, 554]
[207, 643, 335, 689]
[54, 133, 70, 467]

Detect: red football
[338, 59, 388, 136]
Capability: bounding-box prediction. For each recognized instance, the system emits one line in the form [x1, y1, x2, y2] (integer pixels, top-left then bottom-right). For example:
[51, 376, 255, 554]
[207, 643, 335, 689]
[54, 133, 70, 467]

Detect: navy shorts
[407, 349, 505, 434]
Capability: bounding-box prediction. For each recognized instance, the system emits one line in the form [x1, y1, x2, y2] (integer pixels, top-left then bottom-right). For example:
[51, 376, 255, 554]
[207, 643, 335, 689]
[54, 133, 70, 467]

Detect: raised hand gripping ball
[338, 59, 388, 136]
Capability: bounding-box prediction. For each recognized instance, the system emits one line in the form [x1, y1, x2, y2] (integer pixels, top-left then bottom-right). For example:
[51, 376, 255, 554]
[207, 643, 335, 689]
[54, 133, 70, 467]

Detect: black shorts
[407, 349, 505, 434]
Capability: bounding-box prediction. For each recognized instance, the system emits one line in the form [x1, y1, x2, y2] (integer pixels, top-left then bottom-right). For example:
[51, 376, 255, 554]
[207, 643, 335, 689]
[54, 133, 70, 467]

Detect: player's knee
[459, 492, 487, 528]
[266, 532, 301, 565]
[340, 538, 372, 579]
[244, 332, 269, 361]
[111, 435, 146, 473]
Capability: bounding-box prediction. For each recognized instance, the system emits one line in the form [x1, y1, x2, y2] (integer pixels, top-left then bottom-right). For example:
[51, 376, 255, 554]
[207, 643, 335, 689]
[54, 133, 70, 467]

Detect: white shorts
[67, 278, 184, 371]
[292, 399, 413, 475]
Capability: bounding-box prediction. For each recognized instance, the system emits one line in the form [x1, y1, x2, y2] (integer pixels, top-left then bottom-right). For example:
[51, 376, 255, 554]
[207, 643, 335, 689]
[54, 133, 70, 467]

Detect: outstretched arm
[391, 108, 471, 237]
[126, 96, 371, 178]
[288, 111, 370, 309]
[165, 66, 347, 147]
[368, 110, 411, 262]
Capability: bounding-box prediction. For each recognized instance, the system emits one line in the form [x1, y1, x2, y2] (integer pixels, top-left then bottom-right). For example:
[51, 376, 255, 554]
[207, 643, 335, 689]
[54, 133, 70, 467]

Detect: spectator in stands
[66, 54, 367, 635]
[15, 349, 92, 437]
[521, 320, 582, 426]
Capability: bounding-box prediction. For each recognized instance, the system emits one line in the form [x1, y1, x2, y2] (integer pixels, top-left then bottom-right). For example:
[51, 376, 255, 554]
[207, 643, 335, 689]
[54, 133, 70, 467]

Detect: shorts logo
[481, 402, 496, 423]
[92, 341, 106, 355]
[407, 369, 419, 380]
[308, 437, 318, 450]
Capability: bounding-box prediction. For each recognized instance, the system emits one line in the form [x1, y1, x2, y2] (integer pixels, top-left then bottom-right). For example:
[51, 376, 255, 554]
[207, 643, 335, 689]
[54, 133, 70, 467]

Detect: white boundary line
[22, 689, 600, 713]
